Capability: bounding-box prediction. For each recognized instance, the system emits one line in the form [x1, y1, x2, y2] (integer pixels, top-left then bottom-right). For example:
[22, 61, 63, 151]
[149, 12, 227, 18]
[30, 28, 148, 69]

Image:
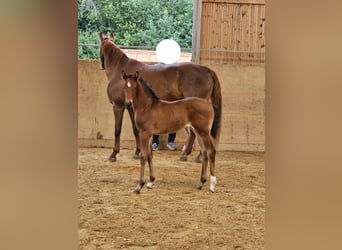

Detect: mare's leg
[108, 105, 124, 162]
[133, 132, 152, 194]
[179, 127, 196, 161]
[126, 104, 140, 159]
[190, 128, 203, 163]
[193, 151, 202, 163]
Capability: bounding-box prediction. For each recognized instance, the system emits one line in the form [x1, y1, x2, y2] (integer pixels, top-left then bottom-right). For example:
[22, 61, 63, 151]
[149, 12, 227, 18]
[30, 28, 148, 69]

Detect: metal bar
[78, 44, 99, 47]
[78, 44, 192, 53]
[78, 44, 155, 50]
[78, 44, 263, 54]
[191, 0, 202, 64]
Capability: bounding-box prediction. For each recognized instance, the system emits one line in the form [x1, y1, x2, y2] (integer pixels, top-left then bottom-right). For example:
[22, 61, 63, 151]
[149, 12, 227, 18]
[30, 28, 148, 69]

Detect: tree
[78, 0, 193, 59]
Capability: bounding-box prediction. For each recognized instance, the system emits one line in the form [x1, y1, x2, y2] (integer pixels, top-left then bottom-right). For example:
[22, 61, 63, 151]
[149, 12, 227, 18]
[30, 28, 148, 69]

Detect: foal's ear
[135, 71, 139, 79]
[110, 32, 115, 40]
[121, 70, 126, 80]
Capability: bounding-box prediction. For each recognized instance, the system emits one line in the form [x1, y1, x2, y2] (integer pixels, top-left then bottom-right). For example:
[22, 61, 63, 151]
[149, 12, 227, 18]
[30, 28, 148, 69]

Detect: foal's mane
[124, 73, 160, 101]
[138, 77, 160, 101]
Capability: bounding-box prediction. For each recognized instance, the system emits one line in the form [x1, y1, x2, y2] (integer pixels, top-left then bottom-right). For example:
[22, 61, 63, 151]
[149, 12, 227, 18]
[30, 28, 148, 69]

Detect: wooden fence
[193, 0, 265, 65]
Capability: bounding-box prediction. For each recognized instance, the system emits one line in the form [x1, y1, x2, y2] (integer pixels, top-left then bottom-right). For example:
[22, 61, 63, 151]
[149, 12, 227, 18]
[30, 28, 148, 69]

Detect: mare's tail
[209, 68, 222, 147]
[210, 104, 221, 147]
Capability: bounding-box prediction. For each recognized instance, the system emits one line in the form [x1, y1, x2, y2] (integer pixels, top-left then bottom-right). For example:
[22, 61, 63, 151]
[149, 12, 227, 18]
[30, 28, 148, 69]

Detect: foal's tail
[209, 69, 222, 147]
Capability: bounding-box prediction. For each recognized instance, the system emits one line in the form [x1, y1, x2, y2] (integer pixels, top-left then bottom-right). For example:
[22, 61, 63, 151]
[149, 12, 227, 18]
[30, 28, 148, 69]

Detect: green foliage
[78, 0, 193, 59]
[78, 30, 100, 59]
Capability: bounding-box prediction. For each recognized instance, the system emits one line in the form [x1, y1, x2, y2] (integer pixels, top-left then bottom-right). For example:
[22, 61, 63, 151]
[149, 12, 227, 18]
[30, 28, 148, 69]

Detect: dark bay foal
[121, 71, 220, 193]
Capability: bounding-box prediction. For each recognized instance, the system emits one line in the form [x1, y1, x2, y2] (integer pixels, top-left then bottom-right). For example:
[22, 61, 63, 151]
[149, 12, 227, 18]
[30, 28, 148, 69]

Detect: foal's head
[99, 32, 115, 70]
[121, 71, 139, 104]
[121, 71, 160, 106]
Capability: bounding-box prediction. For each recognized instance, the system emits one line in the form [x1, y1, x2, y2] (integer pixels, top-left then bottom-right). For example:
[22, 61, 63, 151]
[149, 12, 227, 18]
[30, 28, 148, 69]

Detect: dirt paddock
[79, 147, 265, 249]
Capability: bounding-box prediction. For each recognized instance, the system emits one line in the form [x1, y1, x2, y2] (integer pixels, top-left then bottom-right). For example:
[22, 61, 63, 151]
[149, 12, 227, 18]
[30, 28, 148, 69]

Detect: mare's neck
[104, 43, 128, 72]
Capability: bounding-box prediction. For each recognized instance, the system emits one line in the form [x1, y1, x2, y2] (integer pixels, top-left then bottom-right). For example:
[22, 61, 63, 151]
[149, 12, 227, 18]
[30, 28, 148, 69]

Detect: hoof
[133, 184, 143, 194]
[132, 189, 140, 194]
[193, 158, 202, 163]
[196, 184, 203, 190]
[179, 155, 187, 161]
[146, 182, 154, 189]
[108, 156, 117, 162]
[209, 188, 215, 193]
[132, 154, 140, 160]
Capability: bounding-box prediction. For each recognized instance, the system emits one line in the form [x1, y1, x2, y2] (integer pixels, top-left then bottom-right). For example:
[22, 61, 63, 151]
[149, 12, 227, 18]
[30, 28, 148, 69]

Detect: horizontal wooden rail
[202, 0, 265, 5]
[201, 49, 265, 54]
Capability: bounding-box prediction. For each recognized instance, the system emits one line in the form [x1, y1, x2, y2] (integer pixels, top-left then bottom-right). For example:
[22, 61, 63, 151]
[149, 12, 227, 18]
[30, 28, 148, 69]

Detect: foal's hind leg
[194, 136, 208, 190]
[195, 134, 217, 192]
[202, 136, 217, 192]
[197, 149, 208, 190]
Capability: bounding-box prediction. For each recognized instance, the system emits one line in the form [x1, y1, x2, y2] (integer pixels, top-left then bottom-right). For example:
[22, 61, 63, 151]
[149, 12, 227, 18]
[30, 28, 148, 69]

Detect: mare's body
[99, 32, 222, 162]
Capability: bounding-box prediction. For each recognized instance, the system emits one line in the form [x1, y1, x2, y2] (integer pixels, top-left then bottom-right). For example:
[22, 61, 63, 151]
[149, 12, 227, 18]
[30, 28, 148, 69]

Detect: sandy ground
[79, 147, 265, 249]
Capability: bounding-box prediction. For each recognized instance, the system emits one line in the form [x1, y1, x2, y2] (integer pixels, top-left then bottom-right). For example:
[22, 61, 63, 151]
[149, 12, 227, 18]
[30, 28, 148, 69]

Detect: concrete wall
[78, 60, 265, 151]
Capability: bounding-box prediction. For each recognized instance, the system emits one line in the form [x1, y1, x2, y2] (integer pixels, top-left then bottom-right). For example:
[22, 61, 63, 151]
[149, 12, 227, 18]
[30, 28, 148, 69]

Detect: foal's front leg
[133, 134, 154, 194]
[133, 157, 146, 194]
[146, 148, 155, 189]
[126, 104, 140, 159]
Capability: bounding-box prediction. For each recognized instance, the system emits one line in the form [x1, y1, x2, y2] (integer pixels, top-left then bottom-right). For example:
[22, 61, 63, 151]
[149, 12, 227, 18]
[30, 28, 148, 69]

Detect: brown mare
[99, 32, 222, 162]
[121, 71, 219, 193]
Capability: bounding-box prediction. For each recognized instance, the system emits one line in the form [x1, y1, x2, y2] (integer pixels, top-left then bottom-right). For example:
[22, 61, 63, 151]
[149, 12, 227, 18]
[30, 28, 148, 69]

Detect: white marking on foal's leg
[146, 181, 154, 189]
[133, 184, 143, 194]
[209, 175, 217, 193]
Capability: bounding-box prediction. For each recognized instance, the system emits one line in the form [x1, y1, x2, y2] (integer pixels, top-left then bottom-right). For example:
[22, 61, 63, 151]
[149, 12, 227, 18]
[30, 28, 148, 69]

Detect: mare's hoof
[193, 158, 202, 163]
[108, 156, 117, 162]
[209, 188, 215, 193]
[132, 154, 140, 160]
[196, 184, 203, 190]
[108, 152, 117, 162]
[179, 155, 187, 161]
